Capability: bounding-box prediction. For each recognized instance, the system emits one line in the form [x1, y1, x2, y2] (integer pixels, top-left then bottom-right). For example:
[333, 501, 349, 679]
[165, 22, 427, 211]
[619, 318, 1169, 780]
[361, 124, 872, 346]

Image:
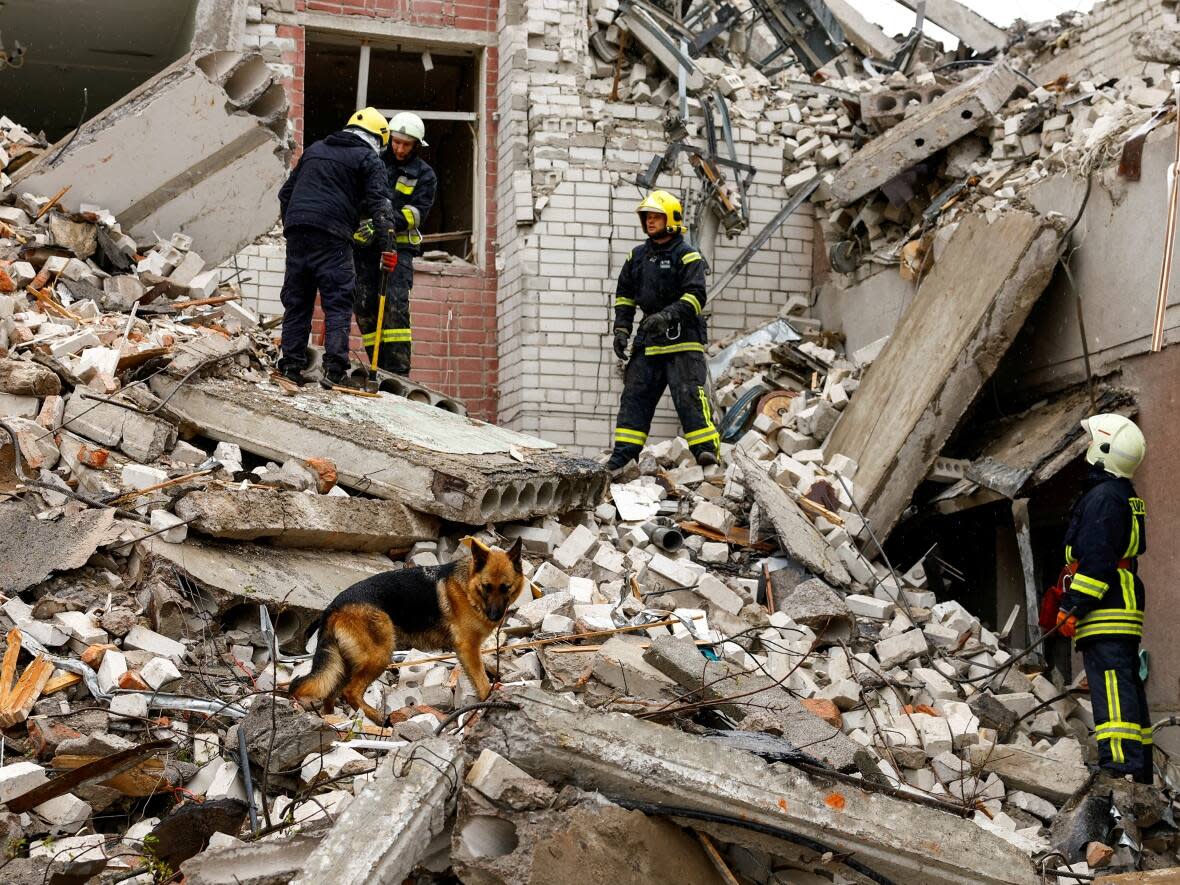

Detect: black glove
[640, 311, 673, 338]
[613, 327, 630, 360]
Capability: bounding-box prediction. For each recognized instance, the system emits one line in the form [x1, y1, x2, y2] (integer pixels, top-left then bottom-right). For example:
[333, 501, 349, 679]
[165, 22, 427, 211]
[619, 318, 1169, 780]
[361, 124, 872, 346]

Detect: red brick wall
[281, 1, 500, 421]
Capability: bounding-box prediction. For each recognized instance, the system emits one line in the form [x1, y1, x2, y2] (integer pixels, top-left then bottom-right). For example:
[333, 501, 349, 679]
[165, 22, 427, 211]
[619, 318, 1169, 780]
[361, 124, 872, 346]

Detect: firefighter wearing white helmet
[352, 111, 437, 375]
[1055, 413, 1151, 783]
[606, 189, 719, 472]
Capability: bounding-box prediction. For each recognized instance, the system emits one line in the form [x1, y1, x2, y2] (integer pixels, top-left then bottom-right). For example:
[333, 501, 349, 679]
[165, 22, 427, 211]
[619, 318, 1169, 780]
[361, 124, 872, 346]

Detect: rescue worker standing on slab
[1056, 414, 1151, 783]
[353, 112, 437, 376]
[607, 190, 719, 472]
[277, 107, 396, 389]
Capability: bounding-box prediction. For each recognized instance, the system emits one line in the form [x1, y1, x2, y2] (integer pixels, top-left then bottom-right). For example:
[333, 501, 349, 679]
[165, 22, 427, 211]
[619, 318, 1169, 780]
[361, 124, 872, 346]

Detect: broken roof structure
[2, 0, 1180, 882]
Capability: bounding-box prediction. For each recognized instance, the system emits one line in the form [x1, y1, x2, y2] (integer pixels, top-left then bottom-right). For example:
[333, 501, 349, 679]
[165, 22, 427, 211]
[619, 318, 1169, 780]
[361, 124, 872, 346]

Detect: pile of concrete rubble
[0, 159, 1168, 882]
[4, 3, 1180, 885]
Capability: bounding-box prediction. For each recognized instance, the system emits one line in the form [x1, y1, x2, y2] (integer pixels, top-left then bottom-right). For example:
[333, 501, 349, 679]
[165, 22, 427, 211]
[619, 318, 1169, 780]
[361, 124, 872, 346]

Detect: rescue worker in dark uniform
[353, 112, 437, 376]
[1057, 414, 1151, 783]
[277, 107, 395, 388]
[607, 190, 719, 472]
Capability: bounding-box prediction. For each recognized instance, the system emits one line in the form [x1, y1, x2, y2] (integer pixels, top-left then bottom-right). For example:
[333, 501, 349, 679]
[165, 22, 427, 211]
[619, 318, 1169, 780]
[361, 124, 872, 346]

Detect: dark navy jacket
[386, 153, 437, 256]
[613, 233, 709, 356]
[278, 130, 393, 243]
[1062, 465, 1147, 642]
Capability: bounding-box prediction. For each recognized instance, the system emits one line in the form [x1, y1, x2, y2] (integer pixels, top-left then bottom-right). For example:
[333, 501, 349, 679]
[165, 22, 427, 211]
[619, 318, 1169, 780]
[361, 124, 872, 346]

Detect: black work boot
[605, 452, 632, 473]
[696, 450, 718, 467]
[321, 371, 361, 390]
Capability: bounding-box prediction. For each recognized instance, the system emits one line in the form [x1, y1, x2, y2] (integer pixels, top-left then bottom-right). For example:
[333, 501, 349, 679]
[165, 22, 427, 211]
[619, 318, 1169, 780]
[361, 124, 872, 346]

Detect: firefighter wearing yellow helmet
[1055, 413, 1151, 783]
[353, 111, 437, 376]
[607, 190, 718, 472]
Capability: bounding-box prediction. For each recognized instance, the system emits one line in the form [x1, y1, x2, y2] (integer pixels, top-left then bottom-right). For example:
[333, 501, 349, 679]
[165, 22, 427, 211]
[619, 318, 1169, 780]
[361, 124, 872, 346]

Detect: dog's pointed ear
[470, 539, 490, 572]
[508, 536, 524, 567]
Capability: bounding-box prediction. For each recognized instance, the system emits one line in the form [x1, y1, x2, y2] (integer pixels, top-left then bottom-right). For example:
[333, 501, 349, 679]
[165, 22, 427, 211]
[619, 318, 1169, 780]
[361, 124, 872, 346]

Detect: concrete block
[875, 629, 927, 668]
[141, 656, 182, 690]
[123, 625, 186, 662]
[846, 593, 895, 620]
[695, 573, 744, 615]
[553, 524, 598, 569]
[0, 392, 38, 418]
[690, 499, 734, 534]
[151, 510, 189, 543]
[592, 636, 679, 698]
[121, 463, 168, 490]
[98, 649, 128, 694]
[33, 792, 92, 830]
[0, 760, 48, 802]
[52, 611, 107, 646]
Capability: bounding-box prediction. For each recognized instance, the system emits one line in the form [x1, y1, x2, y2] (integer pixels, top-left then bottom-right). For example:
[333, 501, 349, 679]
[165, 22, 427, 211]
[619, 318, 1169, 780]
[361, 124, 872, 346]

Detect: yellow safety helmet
[636, 190, 685, 233]
[1082, 413, 1146, 479]
[347, 107, 390, 146]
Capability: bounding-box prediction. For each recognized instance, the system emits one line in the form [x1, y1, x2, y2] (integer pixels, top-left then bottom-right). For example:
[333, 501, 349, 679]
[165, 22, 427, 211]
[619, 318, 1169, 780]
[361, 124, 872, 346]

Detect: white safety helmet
[389, 112, 428, 147]
[1082, 413, 1146, 479]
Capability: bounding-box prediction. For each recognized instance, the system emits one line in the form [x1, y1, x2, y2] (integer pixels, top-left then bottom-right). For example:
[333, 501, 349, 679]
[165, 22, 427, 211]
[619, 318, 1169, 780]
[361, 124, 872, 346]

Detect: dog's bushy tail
[289, 618, 348, 704]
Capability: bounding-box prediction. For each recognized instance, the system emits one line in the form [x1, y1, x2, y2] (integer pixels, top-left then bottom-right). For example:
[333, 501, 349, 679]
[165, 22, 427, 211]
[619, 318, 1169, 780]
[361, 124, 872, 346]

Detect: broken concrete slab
[823, 209, 1062, 540]
[293, 737, 461, 885]
[180, 833, 322, 885]
[475, 686, 1039, 885]
[0, 361, 60, 397]
[14, 50, 288, 267]
[967, 742, 1088, 805]
[0, 503, 118, 593]
[824, 0, 898, 60]
[151, 376, 608, 524]
[175, 488, 440, 552]
[893, 0, 1007, 55]
[143, 535, 390, 622]
[734, 449, 850, 587]
[62, 392, 177, 463]
[829, 64, 1020, 206]
[453, 794, 721, 885]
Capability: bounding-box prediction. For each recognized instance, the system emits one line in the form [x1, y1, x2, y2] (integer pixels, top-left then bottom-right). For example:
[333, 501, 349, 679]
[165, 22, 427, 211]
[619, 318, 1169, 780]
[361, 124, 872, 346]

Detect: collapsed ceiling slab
[823, 209, 1064, 541]
[150, 375, 609, 525]
[13, 49, 288, 266]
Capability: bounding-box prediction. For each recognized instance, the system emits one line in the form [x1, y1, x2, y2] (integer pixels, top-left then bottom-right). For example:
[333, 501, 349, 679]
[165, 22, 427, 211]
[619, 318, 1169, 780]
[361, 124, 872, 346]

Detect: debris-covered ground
[3, 2, 1180, 884]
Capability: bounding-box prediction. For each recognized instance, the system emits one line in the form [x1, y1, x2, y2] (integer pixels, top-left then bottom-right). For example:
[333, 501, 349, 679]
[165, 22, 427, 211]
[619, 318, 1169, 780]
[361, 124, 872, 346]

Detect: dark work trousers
[354, 244, 413, 376]
[610, 349, 720, 466]
[1081, 637, 1153, 783]
[278, 227, 356, 378]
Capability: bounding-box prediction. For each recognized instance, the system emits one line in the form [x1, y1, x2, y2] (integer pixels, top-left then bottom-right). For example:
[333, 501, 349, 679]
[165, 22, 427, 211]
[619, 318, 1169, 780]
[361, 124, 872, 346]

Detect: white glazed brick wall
[217, 243, 286, 317]
[496, 0, 814, 455]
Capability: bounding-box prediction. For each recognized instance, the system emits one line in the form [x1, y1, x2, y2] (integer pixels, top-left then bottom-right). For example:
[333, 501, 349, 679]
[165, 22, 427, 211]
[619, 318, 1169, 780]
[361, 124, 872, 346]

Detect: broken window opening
[304, 36, 481, 263]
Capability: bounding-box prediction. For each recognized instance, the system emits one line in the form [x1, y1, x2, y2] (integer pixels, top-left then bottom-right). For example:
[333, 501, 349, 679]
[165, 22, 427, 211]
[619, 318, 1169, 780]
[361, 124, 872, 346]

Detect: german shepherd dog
[290, 538, 525, 724]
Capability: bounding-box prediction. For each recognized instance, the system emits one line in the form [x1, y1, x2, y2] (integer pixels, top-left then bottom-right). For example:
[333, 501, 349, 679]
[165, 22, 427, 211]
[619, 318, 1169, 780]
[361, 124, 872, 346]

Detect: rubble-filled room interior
[3, 0, 1180, 883]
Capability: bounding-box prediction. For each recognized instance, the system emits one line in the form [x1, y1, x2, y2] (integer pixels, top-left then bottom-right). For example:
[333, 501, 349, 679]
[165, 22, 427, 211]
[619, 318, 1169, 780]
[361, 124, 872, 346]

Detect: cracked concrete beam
[829, 64, 1020, 206]
[293, 738, 462, 885]
[474, 686, 1040, 885]
[14, 50, 289, 267]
